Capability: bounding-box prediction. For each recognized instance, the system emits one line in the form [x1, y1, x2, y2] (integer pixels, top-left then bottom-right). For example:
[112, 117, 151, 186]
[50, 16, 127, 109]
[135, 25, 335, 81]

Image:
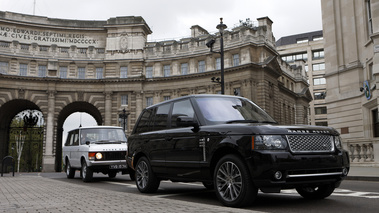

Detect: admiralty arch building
[0, 11, 311, 172]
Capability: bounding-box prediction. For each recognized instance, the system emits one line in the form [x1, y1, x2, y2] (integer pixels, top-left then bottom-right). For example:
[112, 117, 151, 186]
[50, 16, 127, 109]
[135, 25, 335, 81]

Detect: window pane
[96, 67, 103, 79]
[120, 66, 128, 78]
[38, 65, 47, 77]
[198, 60, 205, 72]
[121, 95, 128, 105]
[181, 63, 188, 75]
[154, 103, 170, 131]
[78, 67, 85, 79]
[60, 67, 67, 78]
[171, 99, 195, 128]
[164, 65, 170, 77]
[0, 62, 9, 74]
[20, 64, 28, 76]
[233, 54, 239, 66]
[146, 66, 153, 78]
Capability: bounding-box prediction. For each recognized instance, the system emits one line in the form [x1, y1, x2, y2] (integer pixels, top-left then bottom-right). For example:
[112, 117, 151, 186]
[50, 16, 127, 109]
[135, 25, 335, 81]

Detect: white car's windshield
[195, 97, 276, 125]
[80, 128, 127, 144]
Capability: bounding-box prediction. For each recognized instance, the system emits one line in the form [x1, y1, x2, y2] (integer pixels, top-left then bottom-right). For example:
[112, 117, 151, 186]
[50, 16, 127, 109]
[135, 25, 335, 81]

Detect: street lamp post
[207, 18, 227, 94]
[118, 109, 129, 132]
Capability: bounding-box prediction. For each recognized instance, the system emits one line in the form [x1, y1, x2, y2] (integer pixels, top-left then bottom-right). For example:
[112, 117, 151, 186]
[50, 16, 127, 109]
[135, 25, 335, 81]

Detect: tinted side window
[153, 103, 171, 131]
[171, 99, 195, 128]
[135, 108, 154, 134]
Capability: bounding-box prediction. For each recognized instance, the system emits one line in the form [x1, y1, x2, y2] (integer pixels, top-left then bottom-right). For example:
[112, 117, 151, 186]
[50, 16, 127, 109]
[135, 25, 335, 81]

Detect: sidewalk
[0, 174, 262, 213]
[346, 165, 379, 181]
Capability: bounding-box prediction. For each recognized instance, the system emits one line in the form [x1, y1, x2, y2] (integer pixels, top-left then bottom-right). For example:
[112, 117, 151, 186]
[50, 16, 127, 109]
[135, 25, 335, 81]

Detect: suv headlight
[254, 135, 287, 150]
[333, 136, 342, 149]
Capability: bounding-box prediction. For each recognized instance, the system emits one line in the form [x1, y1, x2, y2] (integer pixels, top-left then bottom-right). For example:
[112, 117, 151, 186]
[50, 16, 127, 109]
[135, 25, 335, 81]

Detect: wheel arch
[209, 145, 246, 179]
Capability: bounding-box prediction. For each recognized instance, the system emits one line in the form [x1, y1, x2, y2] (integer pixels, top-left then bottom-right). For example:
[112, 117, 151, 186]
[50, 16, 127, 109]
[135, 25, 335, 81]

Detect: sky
[2, 0, 323, 140]
[1, 0, 322, 41]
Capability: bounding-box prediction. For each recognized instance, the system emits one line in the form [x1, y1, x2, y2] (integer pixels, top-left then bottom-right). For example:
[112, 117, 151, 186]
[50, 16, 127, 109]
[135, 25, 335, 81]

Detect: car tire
[81, 160, 93, 182]
[135, 156, 160, 193]
[202, 182, 214, 190]
[65, 160, 75, 179]
[296, 184, 335, 199]
[108, 171, 117, 178]
[128, 168, 136, 181]
[214, 154, 257, 207]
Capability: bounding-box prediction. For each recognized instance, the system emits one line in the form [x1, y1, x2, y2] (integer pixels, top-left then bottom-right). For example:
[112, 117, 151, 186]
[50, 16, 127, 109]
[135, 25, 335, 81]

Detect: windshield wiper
[226, 120, 259, 123]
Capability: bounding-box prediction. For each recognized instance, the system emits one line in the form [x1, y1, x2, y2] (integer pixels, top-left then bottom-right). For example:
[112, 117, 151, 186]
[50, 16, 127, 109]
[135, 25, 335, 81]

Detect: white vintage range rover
[63, 126, 131, 182]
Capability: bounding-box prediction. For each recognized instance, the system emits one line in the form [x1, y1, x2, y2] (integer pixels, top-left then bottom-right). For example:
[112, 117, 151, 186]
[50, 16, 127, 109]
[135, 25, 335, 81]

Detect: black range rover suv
[126, 94, 350, 207]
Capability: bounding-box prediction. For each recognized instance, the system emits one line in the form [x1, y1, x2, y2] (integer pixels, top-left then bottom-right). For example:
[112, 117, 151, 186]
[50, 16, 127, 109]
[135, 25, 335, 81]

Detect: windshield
[80, 128, 127, 144]
[195, 96, 276, 125]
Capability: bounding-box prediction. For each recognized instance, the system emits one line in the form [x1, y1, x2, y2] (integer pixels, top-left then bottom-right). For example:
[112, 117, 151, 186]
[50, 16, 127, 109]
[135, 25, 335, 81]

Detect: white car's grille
[286, 135, 334, 153]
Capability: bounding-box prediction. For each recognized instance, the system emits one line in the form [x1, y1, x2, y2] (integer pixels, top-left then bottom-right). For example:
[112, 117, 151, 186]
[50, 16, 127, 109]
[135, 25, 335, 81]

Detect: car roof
[68, 126, 123, 132]
[146, 94, 246, 109]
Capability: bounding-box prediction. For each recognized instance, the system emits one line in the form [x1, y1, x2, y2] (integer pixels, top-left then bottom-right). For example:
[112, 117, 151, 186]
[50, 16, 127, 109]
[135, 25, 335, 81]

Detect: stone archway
[0, 99, 42, 170]
[55, 101, 103, 172]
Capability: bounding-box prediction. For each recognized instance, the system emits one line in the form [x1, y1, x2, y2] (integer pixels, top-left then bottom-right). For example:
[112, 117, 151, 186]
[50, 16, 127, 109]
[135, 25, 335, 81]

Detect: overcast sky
[1, 0, 322, 40]
[2, 0, 322, 139]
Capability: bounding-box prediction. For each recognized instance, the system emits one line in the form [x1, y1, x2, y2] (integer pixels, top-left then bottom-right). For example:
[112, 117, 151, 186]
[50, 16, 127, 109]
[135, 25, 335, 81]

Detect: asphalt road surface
[43, 172, 379, 212]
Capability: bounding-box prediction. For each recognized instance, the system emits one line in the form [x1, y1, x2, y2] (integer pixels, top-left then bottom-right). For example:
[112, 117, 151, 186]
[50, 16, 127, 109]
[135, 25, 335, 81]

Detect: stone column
[136, 92, 143, 120]
[104, 92, 113, 126]
[43, 90, 56, 172]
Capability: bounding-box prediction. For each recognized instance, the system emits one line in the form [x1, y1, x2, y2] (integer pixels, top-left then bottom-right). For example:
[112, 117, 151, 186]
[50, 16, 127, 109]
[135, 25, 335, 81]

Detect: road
[38, 172, 379, 212]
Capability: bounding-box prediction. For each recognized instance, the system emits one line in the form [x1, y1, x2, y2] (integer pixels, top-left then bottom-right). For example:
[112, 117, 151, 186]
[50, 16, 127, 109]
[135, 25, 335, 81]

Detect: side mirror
[176, 116, 199, 132]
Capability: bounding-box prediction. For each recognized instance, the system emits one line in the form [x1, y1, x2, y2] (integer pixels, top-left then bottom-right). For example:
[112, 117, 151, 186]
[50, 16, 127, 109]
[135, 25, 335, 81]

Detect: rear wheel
[81, 161, 93, 182]
[65, 160, 75, 179]
[214, 154, 257, 207]
[296, 184, 335, 199]
[135, 157, 160, 193]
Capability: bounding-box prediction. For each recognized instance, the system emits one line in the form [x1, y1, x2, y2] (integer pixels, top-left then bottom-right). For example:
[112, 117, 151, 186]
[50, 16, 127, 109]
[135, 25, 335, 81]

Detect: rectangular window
[216, 58, 221, 70]
[313, 36, 323, 41]
[164, 65, 170, 77]
[314, 92, 326, 100]
[181, 63, 188, 75]
[0, 62, 8, 74]
[305, 65, 309, 72]
[60, 47, 69, 53]
[0, 41, 10, 48]
[146, 97, 153, 107]
[312, 63, 325, 71]
[315, 121, 328, 126]
[164, 96, 171, 101]
[121, 95, 128, 105]
[19, 64, 28, 76]
[120, 66, 128, 78]
[39, 46, 49, 52]
[297, 38, 308, 43]
[234, 88, 241, 96]
[233, 54, 240, 66]
[60, 66, 67, 78]
[369, 63, 375, 80]
[198, 60, 205, 73]
[313, 50, 324, 59]
[20, 44, 29, 50]
[373, 108, 379, 137]
[78, 67, 85, 79]
[315, 107, 327, 115]
[38, 65, 47, 77]
[367, 0, 373, 35]
[146, 66, 153, 78]
[96, 67, 103, 79]
[79, 48, 87, 54]
[313, 77, 326, 85]
[97, 48, 105, 54]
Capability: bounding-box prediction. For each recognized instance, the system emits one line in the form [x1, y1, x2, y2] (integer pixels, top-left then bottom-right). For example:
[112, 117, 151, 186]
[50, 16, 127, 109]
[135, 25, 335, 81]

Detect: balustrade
[348, 142, 375, 163]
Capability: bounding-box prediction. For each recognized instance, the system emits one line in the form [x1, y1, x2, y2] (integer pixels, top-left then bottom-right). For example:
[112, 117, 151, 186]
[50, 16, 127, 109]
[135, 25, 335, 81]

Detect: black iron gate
[8, 127, 44, 172]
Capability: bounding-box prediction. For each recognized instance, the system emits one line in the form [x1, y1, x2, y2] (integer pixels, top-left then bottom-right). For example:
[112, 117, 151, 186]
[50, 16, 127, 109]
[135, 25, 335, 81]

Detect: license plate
[109, 164, 127, 169]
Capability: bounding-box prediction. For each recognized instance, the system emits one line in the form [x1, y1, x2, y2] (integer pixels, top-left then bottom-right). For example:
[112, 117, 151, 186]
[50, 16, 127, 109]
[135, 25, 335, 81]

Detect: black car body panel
[127, 94, 350, 204]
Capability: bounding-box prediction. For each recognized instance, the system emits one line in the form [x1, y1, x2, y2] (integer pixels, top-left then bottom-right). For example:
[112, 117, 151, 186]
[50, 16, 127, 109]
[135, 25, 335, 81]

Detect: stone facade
[0, 11, 310, 171]
[277, 31, 326, 126]
[321, 0, 379, 165]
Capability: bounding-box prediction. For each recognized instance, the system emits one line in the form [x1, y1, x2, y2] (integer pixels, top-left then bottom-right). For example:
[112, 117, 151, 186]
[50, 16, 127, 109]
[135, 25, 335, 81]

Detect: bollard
[1, 156, 15, 177]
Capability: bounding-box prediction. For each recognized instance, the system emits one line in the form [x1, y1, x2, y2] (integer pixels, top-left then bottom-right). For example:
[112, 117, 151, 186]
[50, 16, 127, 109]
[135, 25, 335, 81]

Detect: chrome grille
[286, 135, 334, 153]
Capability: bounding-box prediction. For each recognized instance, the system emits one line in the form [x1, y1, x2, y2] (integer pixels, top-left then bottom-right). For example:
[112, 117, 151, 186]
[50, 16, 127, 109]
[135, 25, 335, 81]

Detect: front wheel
[81, 161, 93, 182]
[135, 157, 160, 193]
[296, 184, 335, 199]
[214, 154, 257, 207]
[65, 160, 75, 179]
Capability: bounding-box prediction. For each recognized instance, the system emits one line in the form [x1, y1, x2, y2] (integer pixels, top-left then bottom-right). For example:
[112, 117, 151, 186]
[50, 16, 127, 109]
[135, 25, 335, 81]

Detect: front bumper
[248, 149, 350, 192]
